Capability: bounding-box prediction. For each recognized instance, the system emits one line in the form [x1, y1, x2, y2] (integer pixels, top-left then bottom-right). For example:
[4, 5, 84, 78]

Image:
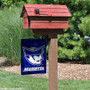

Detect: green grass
[0, 70, 90, 90]
[0, 8, 44, 65]
[0, 8, 34, 65]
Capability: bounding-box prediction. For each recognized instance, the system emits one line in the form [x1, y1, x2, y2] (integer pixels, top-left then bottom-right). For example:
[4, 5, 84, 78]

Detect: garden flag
[21, 39, 46, 75]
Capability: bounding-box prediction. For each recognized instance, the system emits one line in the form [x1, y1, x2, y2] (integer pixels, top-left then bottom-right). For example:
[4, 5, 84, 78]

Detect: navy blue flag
[21, 39, 46, 75]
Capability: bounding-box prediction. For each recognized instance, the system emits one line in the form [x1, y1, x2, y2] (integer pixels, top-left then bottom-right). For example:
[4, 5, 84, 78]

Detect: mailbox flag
[21, 39, 46, 75]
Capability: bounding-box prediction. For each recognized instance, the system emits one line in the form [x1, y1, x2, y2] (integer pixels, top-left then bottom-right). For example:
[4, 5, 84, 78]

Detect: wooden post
[48, 34, 58, 90]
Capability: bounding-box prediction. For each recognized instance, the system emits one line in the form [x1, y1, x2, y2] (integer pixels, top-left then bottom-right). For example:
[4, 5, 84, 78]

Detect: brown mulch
[0, 57, 90, 80]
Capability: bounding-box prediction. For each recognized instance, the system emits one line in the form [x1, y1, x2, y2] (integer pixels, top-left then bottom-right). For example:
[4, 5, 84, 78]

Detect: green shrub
[78, 15, 90, 63]
[78, 15, 90, 36]
[58, 32, 86, 60]
[0, 0, 27, 8]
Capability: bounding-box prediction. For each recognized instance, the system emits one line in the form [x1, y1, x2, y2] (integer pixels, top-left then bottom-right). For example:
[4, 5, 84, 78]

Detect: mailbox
[20, 4, 71, 90]
[20, 4, 71, 35]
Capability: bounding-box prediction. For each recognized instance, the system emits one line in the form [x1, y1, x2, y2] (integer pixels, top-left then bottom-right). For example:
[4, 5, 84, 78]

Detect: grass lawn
[0, 70, 90, 90]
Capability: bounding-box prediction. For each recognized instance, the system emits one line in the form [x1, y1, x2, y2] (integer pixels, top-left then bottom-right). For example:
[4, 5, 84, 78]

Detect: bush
[0, 0, 26, 8]
[58, 32, 86, 60]
[78, 15, 90, 36]
[78, 15, 90, 63]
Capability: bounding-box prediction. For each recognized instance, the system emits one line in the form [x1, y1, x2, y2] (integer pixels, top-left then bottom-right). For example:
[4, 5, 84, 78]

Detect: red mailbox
[20, 4, 71, 90]
[20, 4, 71, 35]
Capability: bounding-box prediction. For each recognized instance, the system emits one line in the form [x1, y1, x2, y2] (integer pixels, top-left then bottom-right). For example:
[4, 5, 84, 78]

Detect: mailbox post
[48, 34, 58, 90]
[21, 4, 71, 90]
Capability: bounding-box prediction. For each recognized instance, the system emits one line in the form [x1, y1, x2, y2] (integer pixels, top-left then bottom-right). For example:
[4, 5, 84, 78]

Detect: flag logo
[22, 45, 45, 66]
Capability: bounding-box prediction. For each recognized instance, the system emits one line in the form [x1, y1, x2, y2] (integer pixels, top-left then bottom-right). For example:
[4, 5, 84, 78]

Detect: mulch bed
[0, 57, 90, 80]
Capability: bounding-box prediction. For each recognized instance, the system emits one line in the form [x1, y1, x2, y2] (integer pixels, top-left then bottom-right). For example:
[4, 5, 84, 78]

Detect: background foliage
[0, 0, 90, 64]
[0, 8, 35, 65]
